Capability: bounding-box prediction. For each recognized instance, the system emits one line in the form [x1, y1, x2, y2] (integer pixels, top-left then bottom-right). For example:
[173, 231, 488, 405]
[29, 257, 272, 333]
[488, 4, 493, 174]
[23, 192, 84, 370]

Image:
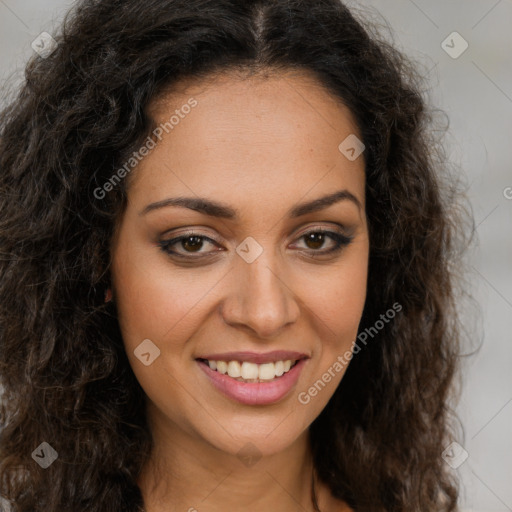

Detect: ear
[105, 287, 113, 303]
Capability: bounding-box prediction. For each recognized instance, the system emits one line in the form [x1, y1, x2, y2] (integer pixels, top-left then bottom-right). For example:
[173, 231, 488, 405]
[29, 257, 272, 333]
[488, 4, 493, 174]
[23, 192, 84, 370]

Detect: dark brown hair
[0, 1, 473, 510]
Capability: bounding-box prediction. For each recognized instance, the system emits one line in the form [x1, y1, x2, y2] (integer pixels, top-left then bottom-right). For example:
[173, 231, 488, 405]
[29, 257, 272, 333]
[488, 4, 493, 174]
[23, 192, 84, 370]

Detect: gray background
[0, 0, 511, 510]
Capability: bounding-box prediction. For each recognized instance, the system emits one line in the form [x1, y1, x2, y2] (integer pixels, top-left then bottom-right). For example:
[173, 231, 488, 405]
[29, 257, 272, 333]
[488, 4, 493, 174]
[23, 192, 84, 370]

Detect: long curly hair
[0, 0, 473, 510]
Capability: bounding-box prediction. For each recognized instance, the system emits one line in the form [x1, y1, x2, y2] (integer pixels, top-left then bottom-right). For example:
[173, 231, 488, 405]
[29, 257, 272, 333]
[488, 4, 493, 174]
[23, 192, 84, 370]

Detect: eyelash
[157, 228, 353, 260]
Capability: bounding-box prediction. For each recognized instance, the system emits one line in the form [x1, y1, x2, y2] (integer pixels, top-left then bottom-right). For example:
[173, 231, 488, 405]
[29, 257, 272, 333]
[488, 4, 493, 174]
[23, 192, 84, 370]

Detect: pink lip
[196, 350, 308, 364]
[197, 358, 308, 405]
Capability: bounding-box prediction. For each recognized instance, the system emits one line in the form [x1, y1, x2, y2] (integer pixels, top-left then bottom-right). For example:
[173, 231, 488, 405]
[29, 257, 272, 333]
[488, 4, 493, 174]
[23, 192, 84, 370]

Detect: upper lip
[196, 350, 309, 364]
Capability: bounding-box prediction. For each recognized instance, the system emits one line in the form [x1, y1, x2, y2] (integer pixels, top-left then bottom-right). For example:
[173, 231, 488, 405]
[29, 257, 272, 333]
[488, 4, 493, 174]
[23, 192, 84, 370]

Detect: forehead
[127, 69, 365, 215]
[148, 68, 362, 151]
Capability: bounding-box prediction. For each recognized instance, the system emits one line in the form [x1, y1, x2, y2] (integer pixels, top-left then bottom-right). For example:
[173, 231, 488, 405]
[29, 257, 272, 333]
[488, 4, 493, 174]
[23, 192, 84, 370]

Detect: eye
[291, 228, 353, 256]
[158, 227, 353, 260]
[158, 232, 222, 258]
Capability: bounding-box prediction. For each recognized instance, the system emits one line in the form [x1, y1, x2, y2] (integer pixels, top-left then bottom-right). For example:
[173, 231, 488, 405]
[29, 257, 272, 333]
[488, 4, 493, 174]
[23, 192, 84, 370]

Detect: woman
[0, 0, 472, 510]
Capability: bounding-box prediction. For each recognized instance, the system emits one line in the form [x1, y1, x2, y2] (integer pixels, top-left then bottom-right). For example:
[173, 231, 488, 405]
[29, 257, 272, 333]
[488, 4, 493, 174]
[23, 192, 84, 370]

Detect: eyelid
[292, 222, 351, 238]
[162, 221, 351, 242]
[158, 223, 353, 259]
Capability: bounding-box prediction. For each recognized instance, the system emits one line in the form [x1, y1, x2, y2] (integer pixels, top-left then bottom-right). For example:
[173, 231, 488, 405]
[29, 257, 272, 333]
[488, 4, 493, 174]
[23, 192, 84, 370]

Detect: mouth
[195, 352, 309, 405]
[196, 357, 301, 383]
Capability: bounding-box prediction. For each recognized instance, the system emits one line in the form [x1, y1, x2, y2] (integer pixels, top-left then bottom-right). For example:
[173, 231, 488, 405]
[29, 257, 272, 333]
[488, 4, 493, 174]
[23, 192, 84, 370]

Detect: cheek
[301, 256, 368, 343]
[111, 244, 220, 350]
[293, 258, 367, 410]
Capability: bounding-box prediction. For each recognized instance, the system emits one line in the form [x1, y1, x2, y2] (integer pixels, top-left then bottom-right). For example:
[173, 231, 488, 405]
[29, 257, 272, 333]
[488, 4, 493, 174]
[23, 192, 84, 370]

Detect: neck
[137, 405, 320, 512]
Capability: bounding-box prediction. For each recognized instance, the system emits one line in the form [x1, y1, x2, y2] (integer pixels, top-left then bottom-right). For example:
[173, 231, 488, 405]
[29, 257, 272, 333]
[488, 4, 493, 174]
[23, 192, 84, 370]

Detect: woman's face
[111, 70, 369, 458]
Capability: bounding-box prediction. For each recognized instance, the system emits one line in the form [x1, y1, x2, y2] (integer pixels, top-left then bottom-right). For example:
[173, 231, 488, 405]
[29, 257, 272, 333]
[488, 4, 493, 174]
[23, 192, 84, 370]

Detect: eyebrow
[139, 189, 362, 219]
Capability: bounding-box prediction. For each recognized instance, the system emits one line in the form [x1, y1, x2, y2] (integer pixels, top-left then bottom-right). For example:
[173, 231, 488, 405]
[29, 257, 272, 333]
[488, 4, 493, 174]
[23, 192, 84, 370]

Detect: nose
[220, 250, 300, 339]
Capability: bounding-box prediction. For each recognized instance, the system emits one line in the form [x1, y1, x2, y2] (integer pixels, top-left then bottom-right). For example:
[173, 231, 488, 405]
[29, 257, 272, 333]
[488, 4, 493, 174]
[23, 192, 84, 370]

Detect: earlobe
[105, 288, 113, 303]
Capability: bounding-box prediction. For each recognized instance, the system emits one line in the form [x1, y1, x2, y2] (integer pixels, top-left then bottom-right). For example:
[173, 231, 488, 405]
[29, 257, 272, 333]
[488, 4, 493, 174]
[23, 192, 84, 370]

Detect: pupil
[183, 236, 203, 252]
[306, 232, 324, 250]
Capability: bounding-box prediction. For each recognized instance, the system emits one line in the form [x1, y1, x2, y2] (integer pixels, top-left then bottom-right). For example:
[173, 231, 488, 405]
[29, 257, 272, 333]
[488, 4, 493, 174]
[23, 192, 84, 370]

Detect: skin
[110, 69, 368, 512]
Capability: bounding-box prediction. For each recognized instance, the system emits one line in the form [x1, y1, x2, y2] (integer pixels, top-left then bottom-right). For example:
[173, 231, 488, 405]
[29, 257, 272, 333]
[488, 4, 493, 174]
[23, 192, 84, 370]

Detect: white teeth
[258, 362, 275, 380]
[241, 362, 259, 380]
[216, 361, 228, 374]
[204, 358, 297, 381]
[227, 361, 241, 378]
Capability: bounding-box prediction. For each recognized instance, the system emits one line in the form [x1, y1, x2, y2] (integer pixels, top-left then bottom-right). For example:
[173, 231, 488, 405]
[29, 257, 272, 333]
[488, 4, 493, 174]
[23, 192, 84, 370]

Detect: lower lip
[197, 358, 307, 405]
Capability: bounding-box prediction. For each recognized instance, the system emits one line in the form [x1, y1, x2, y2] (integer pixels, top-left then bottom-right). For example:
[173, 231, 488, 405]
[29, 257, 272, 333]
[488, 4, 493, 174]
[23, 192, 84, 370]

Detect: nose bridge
[222, 238, 298, 337]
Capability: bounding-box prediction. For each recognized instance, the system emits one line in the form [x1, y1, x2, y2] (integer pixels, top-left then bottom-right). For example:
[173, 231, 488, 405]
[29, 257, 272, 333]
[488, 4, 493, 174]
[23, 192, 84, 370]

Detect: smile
[196, 355, 308, 405]
[198, 358, 299, 382]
